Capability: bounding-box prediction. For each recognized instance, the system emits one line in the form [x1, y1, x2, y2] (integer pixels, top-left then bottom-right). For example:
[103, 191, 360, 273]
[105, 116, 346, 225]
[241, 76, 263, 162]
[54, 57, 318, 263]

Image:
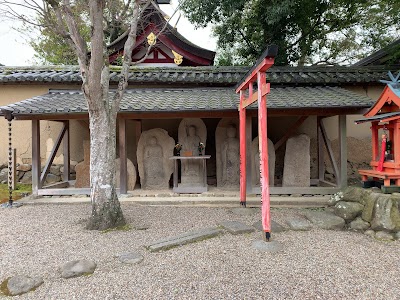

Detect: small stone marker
[2, 275, 43, 296]
[118, 252, 144, 265]
[286, 216, 312, 231]
[231, 207, 258, 216]
[146, 227, 223, 252]
[60, 260, 96, 279]
[219, 221, 255, 235]
[304, 210, 345, 230]
[252, 220, 287, 233]
[252, 240, 283, 253]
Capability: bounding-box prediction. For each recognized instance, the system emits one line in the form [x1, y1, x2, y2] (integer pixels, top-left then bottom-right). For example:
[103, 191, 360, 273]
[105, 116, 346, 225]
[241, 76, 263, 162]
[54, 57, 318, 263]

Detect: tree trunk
[86, 105, 125, 230]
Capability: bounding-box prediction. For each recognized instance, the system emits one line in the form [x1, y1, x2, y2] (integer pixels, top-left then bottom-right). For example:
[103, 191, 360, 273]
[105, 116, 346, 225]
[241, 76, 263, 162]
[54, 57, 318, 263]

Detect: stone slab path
[219, 221, 255, 235]
[145, 227, 224, 252]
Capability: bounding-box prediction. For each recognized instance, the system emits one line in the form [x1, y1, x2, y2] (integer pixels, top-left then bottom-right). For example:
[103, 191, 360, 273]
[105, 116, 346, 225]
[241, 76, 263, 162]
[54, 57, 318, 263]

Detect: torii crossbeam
[235, 45, 278, 241]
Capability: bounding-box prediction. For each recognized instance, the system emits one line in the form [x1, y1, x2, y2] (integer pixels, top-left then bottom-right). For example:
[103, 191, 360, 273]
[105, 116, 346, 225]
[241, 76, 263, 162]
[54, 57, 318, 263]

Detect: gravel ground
[0, 204, 399, 300]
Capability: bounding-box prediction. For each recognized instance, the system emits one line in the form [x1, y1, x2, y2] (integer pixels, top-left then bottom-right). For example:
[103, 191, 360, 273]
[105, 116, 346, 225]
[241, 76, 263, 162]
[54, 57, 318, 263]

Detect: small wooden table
[170, 155, 211, 193]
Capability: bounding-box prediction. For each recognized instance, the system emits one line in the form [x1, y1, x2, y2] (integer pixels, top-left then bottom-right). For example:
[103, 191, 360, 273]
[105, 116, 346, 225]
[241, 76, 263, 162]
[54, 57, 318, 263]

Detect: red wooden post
[239, 91, 247, 205]
[257, 71, 271, 240]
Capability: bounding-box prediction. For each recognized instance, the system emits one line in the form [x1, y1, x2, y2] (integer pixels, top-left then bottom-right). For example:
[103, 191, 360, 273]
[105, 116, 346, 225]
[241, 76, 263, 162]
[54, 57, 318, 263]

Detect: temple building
[0, 1, 399, 197]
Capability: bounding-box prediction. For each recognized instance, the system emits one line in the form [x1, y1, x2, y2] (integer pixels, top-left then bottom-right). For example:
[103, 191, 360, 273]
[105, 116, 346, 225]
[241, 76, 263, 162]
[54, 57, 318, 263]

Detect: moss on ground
[0, 184, 32, 204]
[101, 224, 132, 234]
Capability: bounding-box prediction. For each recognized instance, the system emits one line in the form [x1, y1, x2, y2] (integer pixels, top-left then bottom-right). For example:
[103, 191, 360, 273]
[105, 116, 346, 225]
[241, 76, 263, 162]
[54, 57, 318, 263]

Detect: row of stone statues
[75, 117, 311, 191]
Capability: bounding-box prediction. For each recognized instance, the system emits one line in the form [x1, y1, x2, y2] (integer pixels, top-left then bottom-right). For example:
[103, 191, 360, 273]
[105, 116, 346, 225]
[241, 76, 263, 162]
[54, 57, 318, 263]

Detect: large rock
[251, 137, 275, 187]
[60, 260, 96, 279]
[334, 201, 364, 221]
[390, 196, 400, 231]
[342, 186, 370, 204]
[20, 171, 32, 184]
[361, 192, 381, 222]
[286, 216, 313, 231]
[0, 168, 8, 182]
[282, 134, 310, 187]
[371, 195, 395, 231]
[137, 128, 174, 190]
[350, 217, 370, 231]
[17, 164, 31, 172]
[216, 118, 240, 189]
[304, 210, 345, 230]
[2, 275, 43, 296]
[45, 173, 61, 185]
[50, 165, 61, 176]
[117, 252, 144, 265]
[375, 231, 394, 241]
[178, 118, 207, 185]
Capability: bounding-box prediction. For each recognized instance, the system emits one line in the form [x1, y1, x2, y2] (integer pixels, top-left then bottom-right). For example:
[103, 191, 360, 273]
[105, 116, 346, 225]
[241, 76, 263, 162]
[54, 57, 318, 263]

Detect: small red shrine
[356, 72, 400, 193]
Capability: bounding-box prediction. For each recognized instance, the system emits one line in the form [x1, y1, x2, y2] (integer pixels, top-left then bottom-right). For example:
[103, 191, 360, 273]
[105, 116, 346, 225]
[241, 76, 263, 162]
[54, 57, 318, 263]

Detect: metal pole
[8, 120, 13, 207]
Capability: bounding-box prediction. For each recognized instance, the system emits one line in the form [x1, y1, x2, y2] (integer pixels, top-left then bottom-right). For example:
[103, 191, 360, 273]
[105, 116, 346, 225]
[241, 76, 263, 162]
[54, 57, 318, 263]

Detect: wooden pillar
[32, 120, 41, 195]
[394, 120, 400, 164]
[239, 90, 247, 204]
[371, 121, 379, 165]
[118, 118, 128, 194]
[246, 115, 253, 193]
[258, 71, 271, 235]
[317, 117, 325, 182]
[339, 115, 347, 189]
[63, 120, 70, 182]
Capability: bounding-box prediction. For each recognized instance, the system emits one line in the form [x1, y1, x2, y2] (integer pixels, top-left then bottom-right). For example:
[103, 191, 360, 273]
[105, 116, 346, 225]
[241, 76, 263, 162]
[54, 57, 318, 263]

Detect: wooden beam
[274, 116, 308, 151]
[339, 115, 347, 188]
[32, 120, 41, 195]
[40, 123, 67, 186]
[63, 121, 70, 182]
[240, 83, 270, 110]
[41, 181, 70, 189]
[319, 118, 340, 185]
[317, 117, 325, 181]
[118, 118, 128, 194]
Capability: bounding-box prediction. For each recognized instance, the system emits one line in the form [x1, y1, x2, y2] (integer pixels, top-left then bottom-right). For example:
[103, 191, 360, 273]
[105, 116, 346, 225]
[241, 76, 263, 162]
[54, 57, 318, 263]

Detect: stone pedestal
[216, 118, 240, 189]
[178, 118, 207, 185]
[251, 137, 275, 187]
[137, 128, 174, 190]
[282, 134, 310, 187]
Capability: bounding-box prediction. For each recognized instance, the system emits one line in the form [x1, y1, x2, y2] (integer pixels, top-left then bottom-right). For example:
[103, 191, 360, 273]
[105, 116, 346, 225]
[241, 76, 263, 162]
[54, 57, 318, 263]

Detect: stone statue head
[149, 136, 157, 145]
[227, 125, 236, 138]
[187, 125, 197, 137]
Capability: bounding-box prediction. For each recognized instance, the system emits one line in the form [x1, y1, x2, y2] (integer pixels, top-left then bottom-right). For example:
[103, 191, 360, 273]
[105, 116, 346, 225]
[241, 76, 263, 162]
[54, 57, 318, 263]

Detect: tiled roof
[0, 65, 397, 86]
[1, 86, 374, 117]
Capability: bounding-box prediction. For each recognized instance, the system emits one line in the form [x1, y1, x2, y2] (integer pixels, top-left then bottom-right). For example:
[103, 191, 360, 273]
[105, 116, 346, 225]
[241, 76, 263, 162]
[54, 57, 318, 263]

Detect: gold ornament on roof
[147, 32, 157, 46]
[172, 50, 183, 65]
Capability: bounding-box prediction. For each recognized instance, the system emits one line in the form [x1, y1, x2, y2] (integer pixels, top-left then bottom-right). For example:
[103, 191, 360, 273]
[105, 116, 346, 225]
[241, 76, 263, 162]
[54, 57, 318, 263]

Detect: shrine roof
[354, 39, 400, 67]
[0, 86, 374, 118]
[0, 65, 397, 87]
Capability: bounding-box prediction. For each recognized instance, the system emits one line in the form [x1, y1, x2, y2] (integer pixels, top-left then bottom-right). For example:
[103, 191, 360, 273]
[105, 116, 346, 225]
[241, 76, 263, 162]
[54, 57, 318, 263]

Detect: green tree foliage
[182, 0, 400, 66]
[24, 0, 132, 65]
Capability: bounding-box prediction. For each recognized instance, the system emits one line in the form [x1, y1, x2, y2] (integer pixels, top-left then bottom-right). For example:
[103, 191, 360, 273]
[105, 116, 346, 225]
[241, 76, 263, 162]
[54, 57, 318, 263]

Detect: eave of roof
[0, 86, 374, 119]
[354, 39, 400, 67]
[0, 65, 397, 87]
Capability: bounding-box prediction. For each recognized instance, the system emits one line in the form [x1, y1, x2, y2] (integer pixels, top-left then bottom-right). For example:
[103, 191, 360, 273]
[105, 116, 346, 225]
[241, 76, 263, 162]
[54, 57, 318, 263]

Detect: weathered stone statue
[76, 140, 137, 190]
[216, 119, 240, 189]
[137, 128, 174, 190]
[282, 134, 311, 187]
[252, 137, 275, 187]
[178, 118, 207, 185]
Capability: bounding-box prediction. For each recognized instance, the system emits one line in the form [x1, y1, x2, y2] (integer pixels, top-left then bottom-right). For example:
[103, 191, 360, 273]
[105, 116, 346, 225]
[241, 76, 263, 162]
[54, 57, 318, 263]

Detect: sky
[0, 0, 217, 66]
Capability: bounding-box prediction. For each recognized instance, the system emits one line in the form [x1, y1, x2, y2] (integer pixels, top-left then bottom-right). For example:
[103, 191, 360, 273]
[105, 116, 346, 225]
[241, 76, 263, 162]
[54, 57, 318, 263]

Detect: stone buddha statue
[143, 136, 164, 189]
[221, 125, 240, 187]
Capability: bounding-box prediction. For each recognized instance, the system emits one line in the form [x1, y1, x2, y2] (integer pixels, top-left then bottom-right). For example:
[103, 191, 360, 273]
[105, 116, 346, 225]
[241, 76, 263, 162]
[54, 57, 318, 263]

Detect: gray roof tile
[0, 65, 397, 86]
[1, 86, 374, 117]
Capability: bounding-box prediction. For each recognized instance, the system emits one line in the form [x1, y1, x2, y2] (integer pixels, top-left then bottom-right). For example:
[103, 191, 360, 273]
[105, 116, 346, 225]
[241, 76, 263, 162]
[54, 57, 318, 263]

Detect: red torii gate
[235, 45, 278, 241]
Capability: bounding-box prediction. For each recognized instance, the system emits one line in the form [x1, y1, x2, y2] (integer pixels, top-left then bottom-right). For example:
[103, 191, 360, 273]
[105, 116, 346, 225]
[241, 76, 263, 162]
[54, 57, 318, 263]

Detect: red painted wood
[235, 58, 274, 92]
[258, 71, 271, 233]
[239, 90, 246, 203]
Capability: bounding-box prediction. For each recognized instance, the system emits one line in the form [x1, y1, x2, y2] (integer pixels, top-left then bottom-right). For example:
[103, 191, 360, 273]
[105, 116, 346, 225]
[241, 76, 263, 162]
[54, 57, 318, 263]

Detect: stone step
[145, 227, 223, 252]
